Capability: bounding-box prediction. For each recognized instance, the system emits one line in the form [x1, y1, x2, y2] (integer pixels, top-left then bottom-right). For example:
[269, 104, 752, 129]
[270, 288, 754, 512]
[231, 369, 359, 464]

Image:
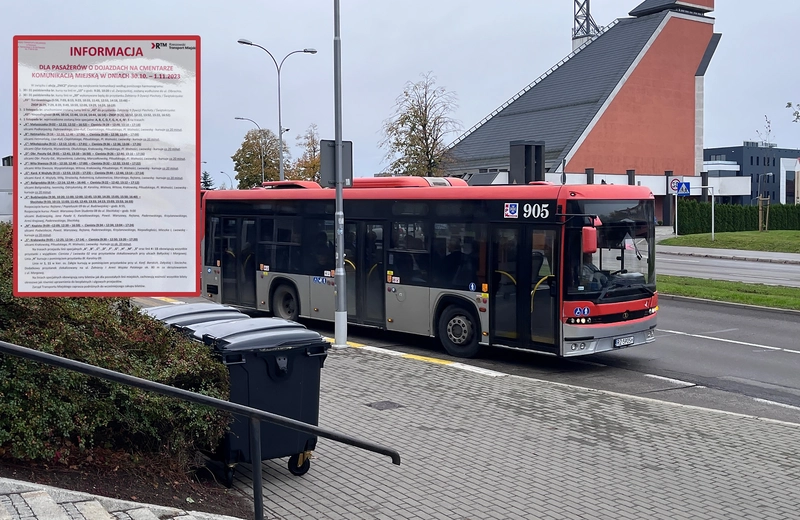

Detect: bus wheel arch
[435, 298, 482, 358]
[270, 279, 300, 322]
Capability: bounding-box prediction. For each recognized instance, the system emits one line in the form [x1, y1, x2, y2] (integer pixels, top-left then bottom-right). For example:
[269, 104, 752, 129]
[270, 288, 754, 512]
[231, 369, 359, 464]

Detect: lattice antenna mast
[573, 0, 600, 40]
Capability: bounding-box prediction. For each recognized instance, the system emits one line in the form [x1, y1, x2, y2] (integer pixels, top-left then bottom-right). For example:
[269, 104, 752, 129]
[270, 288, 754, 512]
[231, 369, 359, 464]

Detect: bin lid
[201, 317, 324, 352]
[200, 317, 304, 343]
[212, 327, 327, 353]
[163, 310, 249, 327]
[172, 316, 252, 339]
[142, 302, 239, 321]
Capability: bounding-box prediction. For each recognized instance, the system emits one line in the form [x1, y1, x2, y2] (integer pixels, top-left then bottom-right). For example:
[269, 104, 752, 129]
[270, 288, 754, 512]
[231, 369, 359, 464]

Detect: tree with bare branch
[379, 72, 462, 177]
[787, 101, 800, 123]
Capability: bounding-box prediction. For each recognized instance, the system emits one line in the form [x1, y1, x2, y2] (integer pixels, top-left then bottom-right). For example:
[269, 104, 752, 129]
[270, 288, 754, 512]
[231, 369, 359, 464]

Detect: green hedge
[0, 222, 230, 466]
[676, 199, 800, 234]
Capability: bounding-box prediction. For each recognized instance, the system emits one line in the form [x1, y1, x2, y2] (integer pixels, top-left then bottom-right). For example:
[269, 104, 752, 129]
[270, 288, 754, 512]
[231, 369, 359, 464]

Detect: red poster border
[12, 35, 201, 298]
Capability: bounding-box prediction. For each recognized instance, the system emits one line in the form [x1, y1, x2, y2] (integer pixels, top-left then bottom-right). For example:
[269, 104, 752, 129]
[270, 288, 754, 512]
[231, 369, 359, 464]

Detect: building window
[756, 157, 759, 166]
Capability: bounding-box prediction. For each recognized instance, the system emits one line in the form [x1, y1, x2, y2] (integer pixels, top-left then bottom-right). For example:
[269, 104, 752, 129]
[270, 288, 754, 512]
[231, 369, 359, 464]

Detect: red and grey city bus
[200, 177, 657, 358]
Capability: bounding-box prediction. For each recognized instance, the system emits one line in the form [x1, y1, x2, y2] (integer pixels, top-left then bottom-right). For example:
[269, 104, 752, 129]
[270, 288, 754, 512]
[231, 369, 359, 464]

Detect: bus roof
[202, 180, 654, 203]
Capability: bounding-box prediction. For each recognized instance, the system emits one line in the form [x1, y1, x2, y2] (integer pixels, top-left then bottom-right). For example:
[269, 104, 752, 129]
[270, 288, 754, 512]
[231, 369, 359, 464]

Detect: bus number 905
[523, 203, 549, 219]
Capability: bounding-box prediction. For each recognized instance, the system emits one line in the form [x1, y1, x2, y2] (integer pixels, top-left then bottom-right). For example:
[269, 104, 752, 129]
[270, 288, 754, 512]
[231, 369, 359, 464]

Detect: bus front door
[489, 224, 558, 354]
[220, 216, 257, 307]
[344, 221, 386, 327]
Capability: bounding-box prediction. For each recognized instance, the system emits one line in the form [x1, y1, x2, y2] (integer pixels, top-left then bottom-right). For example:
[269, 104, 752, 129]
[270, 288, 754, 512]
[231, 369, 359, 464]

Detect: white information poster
[13, 36, 200, 297]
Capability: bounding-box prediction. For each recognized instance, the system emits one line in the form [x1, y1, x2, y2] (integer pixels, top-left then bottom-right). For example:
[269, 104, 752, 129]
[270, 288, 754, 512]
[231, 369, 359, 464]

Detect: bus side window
[274, 218, 301, 273]
[302, 219, 335, 274]
[388, 221, 429, 285]
[205, 217, 221, 266]
[432, 222, 486, 290]
[257, 218, 275, 270]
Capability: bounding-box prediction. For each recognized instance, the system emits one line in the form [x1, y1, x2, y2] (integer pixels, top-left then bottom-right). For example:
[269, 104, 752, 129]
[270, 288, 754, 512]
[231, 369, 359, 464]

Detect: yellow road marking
[324, 338, 454, 366]
[322, 337, 365, 348]
[400, 354, 454, 365]
[152, 297, 184, 304]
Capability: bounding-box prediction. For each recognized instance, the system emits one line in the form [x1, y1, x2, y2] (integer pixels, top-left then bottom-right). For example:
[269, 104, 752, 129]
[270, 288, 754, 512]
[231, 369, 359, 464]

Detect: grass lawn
[660, 230, 800, 253]
[657, 275, 800, 311]
[657, 230, 800, 311]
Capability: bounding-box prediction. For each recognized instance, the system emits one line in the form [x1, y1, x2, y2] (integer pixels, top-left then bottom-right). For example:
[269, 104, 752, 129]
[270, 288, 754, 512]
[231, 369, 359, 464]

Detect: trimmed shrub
[0, 222, 230, 466]
[676, 199, 800, 234]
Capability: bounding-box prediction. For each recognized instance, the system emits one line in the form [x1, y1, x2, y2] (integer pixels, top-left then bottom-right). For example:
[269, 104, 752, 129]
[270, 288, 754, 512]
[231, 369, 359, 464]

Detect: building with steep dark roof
[448, 0, 719, 189]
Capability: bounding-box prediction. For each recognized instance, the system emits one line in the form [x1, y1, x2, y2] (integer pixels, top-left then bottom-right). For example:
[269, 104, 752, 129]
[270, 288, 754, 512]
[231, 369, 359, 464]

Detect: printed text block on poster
[13, 36, 200, 297]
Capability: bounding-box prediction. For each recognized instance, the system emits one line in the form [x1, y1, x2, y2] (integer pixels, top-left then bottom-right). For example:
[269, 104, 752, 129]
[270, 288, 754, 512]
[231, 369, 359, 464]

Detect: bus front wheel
[438, 305, 481, 358]
[272, 284, 299, 321]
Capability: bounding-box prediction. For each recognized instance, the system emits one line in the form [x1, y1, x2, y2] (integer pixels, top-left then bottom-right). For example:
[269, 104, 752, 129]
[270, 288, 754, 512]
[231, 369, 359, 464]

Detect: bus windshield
[565, 199, 655, 300]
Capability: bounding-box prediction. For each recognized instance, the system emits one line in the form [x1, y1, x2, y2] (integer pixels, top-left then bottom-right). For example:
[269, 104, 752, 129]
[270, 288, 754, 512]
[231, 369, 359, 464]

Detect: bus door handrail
[531, 275, 554, 313]
[0, 340, 401, 520]
[494, 270, 517, 285]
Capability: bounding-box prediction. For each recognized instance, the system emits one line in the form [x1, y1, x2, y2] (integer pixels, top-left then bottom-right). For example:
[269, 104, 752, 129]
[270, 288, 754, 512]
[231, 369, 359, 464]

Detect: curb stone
[657, 293, 800, 317]
[659, 250, 800, 265]
[0, 477, 247, 520]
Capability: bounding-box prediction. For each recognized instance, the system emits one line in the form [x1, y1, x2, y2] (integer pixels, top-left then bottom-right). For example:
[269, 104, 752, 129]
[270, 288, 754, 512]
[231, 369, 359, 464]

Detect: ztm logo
[151, 42, 168, 49]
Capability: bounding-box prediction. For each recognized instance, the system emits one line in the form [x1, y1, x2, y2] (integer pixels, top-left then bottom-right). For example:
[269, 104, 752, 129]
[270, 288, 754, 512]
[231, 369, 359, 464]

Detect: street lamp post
[235, 117, 265, 184]
[757, 172, 773, 232]
[237, 39, 317, 182]
[219, 171, 234, 190]
[332, 0, 347, 348]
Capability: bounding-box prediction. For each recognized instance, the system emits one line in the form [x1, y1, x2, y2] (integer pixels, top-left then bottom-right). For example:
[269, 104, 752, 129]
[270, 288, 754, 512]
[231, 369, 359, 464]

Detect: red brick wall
[566, 15, 713, 176]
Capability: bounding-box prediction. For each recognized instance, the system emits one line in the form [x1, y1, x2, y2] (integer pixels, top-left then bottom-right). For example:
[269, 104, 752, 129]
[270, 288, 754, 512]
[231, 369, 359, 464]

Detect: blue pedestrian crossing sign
[677, 181, 691, 196]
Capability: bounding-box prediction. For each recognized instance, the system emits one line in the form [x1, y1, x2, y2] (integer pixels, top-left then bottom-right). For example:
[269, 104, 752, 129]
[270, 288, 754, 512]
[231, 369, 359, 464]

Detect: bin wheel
[272, 284, 299, 321]
[287, 453, 311, 476]
[438, 304, 481, 358]
[222, 465, 235, 488]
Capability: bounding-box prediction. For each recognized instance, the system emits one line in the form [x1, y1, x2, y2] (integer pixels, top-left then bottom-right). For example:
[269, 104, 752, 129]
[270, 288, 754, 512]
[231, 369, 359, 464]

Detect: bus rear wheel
[438, 305, 481, 358]
[272, 284, 299, 321]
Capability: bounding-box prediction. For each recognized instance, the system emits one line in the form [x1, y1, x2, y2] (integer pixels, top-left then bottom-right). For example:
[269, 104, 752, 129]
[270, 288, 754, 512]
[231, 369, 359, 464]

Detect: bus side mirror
[582, 226, 597, 254]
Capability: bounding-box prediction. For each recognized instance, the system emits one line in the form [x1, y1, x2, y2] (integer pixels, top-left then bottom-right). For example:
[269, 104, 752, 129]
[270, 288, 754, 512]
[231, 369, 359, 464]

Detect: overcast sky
[3, 0, 799, 188]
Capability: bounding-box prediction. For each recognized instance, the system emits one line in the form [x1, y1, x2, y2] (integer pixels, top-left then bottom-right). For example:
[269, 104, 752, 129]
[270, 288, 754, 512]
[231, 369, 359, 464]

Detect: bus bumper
[561, 314, 657, 356]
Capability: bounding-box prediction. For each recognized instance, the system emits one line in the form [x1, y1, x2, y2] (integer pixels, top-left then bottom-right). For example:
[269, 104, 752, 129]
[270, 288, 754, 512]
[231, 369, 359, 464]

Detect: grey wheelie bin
[201, 318, 330, 486]
[142, 302, 246, 328]
[182, 316, 301, 343]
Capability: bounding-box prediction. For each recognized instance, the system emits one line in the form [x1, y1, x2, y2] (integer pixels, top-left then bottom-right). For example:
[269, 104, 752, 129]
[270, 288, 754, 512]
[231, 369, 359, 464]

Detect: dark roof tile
[450, 11, 668, 170]
[629, 0, 713, 17]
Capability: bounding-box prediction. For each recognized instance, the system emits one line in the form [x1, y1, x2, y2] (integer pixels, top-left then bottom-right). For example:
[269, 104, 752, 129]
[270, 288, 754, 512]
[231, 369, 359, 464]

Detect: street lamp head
[303, 48, 318, 54]
[237, 38, 253, 46]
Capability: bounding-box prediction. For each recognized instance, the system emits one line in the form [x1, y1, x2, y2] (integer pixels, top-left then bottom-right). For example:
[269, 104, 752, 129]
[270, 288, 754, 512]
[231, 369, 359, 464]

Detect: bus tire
[438, 305, 481, 358]
[272, 284, 299, 321]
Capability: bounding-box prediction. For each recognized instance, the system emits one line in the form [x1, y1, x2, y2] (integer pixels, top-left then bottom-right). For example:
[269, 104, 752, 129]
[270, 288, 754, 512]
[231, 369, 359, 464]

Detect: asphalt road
[288, 299, 800, 424]
[656, 252, 800, 287]
[137, 293, 800, 425]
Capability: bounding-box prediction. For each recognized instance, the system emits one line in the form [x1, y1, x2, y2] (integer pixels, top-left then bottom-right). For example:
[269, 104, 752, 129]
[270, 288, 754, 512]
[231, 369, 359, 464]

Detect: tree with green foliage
[379, 71, 462, 177]
[201, 170, 215, 190]
[288, 124, 321, 182]
[231, 128, 290, 188]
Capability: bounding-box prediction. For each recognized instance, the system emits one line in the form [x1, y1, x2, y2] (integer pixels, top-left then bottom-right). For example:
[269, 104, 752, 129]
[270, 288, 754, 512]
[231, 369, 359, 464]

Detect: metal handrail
[0, 340, 401, 520]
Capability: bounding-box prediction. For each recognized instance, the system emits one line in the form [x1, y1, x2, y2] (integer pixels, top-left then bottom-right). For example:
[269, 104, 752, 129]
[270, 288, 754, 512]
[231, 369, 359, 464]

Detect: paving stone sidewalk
[233, 346, 800, 520]
[0, 477, 245, 519]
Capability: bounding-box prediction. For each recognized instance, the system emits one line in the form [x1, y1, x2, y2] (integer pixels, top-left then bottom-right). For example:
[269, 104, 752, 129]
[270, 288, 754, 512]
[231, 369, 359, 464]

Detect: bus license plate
[614, 336, 635, 348]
